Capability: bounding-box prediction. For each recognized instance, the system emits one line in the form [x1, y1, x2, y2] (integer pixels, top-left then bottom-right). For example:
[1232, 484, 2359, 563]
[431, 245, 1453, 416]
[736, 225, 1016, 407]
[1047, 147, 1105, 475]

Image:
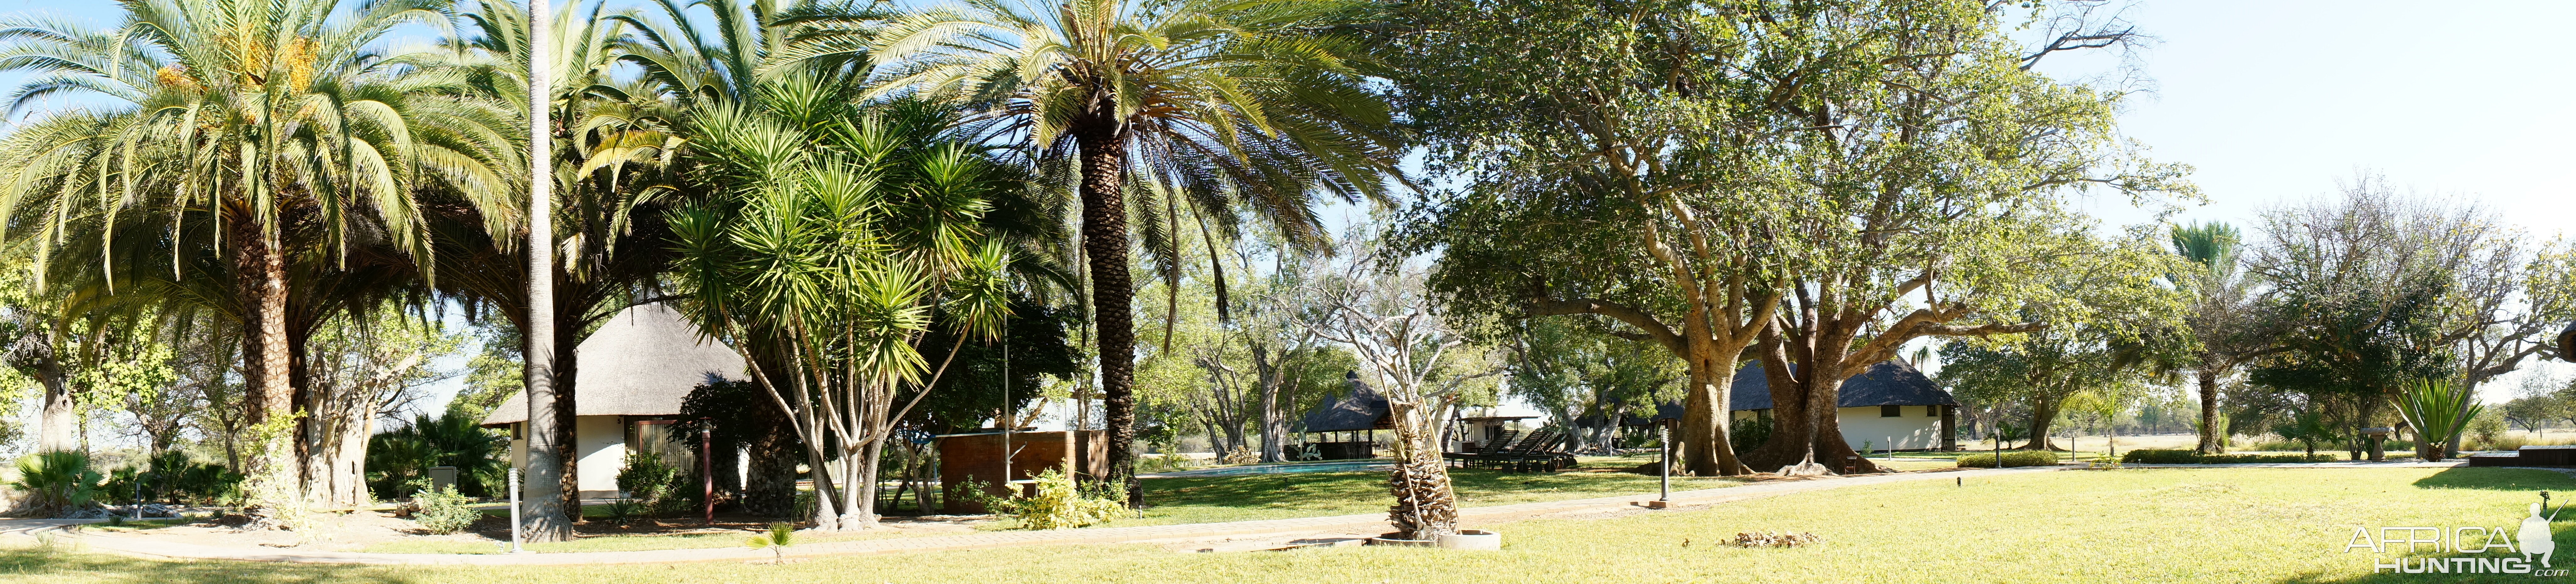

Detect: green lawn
[7, 466, 2567, 582]
[354, 529, 922, 555]
[1122, 454, 1748, 526]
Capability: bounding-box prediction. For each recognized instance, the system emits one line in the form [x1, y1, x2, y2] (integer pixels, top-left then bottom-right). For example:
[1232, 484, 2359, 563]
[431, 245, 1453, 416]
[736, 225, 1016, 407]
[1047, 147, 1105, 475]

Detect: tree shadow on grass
[2408, 467, 2576, 492]
[0, 546, 419, 583]
[1142, 462, 1745, 513]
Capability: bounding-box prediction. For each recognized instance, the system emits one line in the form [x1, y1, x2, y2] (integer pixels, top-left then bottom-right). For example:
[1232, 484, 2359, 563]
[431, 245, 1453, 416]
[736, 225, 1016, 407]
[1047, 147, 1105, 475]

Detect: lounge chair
[1444, 429, 1521, 469]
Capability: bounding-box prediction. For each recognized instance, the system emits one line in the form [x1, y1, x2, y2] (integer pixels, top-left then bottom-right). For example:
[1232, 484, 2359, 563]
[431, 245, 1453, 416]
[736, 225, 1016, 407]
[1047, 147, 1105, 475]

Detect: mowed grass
[5, 467, 2566, 583]
[353, 529, 922, 554]
[1129, 454, 1748, 525]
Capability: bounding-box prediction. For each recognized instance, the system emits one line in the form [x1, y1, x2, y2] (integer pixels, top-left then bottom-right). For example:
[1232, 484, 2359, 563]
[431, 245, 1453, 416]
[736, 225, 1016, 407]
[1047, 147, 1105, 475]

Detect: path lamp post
[701, 425, 715, 525]
[1657, 420, 1670, 503]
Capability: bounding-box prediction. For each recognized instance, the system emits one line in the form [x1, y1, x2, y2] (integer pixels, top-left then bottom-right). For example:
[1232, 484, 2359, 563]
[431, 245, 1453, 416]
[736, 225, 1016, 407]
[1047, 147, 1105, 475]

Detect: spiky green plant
[671, 73, 1016, 531]
[745, 520, 795, 561]
[11, 451, 103, 518]
[2394, 378, 2482, 461]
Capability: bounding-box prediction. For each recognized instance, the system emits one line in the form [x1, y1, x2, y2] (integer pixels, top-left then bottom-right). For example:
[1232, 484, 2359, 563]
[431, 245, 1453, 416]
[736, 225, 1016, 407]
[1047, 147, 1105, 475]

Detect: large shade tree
[1387, 0, 2189, 475]
[1382, 0, 1794, 477]
[868, 0, 1406, 501]
[2245, 179, 2535, 460]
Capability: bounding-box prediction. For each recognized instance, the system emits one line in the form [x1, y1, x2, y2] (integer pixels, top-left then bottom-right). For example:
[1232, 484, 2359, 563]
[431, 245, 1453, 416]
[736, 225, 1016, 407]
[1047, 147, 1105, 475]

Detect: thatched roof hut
[1300, 371, 1391, 433]
[480, 304, 747, 427]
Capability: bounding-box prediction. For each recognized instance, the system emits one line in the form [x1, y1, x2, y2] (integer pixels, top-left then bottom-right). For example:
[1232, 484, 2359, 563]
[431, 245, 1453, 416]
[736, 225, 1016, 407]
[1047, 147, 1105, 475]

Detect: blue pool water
[1153, 461, 1391, 477]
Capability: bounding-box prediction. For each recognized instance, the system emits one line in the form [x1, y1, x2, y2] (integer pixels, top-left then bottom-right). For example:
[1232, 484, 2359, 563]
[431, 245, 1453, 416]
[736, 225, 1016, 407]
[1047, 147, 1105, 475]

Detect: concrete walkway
[2119, 460, 2468, 469]
[2, 466, 2067, 566]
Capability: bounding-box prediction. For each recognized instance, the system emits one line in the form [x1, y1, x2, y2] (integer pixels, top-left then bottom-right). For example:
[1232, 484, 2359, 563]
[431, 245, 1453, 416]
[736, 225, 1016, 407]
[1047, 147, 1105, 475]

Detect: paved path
[1, 466, 2067, 566]
[2119, 460, 2467, 469]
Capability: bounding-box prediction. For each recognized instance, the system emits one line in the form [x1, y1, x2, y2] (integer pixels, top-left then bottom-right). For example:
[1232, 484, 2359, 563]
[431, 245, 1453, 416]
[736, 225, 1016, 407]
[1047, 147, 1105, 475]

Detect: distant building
[1727, 360, 1956, 452]
[1643, 360, 1958, 452]
[482, 304, 746, 498]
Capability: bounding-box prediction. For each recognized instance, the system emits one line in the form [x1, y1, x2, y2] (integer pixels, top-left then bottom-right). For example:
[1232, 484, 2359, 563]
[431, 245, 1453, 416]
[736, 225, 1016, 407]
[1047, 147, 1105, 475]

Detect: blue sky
[7, 0, 2569, 417]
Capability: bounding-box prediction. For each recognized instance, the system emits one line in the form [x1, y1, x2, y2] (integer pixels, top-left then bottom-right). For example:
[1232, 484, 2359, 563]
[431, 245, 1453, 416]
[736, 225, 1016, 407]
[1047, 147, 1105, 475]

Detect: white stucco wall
[576, 416, 626, 497]
[1832, 406, 1943, 450]
[1736, 405, 1946, 450]
[505, 415, 631, 497]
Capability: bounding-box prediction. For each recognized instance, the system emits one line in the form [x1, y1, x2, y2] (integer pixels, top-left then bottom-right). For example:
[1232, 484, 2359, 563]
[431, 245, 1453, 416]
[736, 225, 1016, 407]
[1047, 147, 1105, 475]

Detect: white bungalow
[482, 304, 747, 498]
[1725, 360, 1958, 452]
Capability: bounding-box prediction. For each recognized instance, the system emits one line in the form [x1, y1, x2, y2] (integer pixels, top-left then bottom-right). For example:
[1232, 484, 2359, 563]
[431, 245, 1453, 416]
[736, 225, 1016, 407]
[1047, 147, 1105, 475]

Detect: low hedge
[2118, 449, 2340, 464]
[1954, 450, 2060, 468]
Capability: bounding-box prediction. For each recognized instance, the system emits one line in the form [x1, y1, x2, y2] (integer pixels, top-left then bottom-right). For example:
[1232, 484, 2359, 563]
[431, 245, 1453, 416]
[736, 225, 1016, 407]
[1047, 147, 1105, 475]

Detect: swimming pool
[1148, 461, 1391, 477]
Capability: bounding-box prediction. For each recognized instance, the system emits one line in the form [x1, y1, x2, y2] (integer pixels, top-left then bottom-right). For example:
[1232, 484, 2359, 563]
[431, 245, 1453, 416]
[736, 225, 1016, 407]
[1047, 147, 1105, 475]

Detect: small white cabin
[482, 304, 747, 498]
[1727, 361, 1957, 452]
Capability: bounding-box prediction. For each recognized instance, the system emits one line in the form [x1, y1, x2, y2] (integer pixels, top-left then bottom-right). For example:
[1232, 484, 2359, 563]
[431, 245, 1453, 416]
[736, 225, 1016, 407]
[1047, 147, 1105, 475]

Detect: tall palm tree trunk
[552, 324, 580, 522]
[520, 0, 574, 543]
[234, 215, 299, 519]
[1074, 125, 1140, 505]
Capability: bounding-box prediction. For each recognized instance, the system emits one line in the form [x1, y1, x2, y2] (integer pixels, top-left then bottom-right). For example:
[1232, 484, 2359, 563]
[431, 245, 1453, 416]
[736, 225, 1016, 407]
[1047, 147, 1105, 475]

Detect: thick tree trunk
[1258, 382, 1284, 463]
[744, 431, 797, 516]
[1254, 346, 1287, 463]
[235, 221, 299, 522]
[1741, 343, 1807, 471]
[1737, 342, 1876, 474]
[1074, 125, 1139, 505]
[1801, 364, 1872, 473]
[1679, 350, 1750, 476]
[34, 350, 71, 452]
[2022, 396, 2063, 451]
[848, 444, 881, 529]
[2195, 364, 2223, 454]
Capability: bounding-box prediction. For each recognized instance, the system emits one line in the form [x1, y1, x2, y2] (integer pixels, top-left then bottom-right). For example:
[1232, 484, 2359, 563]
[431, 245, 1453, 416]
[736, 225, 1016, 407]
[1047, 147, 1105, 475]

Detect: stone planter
[1436, 529, 1502, 550]
[1367, 532, 1436, 547]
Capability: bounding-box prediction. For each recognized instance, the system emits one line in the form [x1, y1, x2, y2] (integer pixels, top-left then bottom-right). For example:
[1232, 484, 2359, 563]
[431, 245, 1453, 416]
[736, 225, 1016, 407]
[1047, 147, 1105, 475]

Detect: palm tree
[868, 0, 1406, 500]
[2171, 221, 2269, 453]
[0, 0, 517, 519]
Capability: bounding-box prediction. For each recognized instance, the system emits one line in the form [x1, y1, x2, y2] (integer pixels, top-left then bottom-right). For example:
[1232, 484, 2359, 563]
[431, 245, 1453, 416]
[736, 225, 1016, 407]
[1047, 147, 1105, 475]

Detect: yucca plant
[11, 451, 103, 518]
[2395, 378, 2481, 462]
[671, 73, 1016, 531]
[745, 521, 795, 562]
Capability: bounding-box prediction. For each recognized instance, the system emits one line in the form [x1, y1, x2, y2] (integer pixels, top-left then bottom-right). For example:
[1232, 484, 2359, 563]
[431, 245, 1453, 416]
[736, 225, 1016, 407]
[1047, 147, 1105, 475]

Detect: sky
[2026, 0, 2576, 402]
[3, 0, 2569, 438]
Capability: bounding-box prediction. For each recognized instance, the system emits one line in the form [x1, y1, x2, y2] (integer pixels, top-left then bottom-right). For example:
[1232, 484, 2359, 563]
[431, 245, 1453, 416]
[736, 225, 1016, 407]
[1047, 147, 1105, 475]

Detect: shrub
[1953, 450, 2060, 468]
[615, 452, 695, 517]
[1730, 416, 1774, 451]
[11, 451, 103, 518]
[410, 485, 481, 535]
[2118, 449, 2340, 464]
[972, 468, 1124, 530]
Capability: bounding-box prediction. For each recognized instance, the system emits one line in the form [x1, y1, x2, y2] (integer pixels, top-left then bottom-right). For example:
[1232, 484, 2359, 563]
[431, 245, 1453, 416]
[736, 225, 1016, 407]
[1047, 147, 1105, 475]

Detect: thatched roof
[1299, 372, 1390, 433]
[480, 304, 746, 427]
